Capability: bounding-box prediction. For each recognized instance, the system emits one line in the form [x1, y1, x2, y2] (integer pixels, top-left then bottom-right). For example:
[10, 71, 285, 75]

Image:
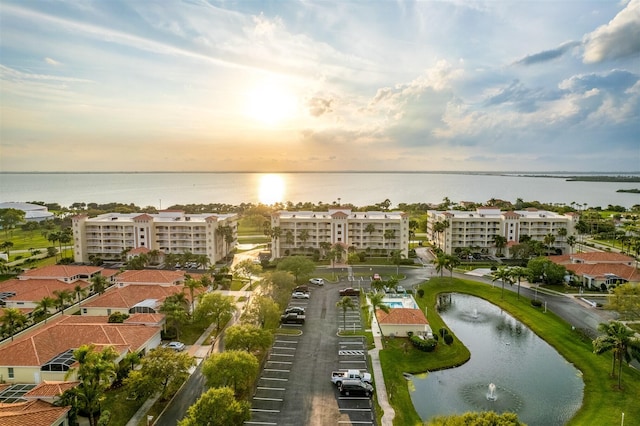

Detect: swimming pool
[382, 296, 418, 309]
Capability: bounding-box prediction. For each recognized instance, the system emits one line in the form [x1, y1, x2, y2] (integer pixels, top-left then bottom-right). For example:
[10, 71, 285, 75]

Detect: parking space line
[260, 377, 288, 381]
[264, 368, 290, 372]
[269, 353, 294, 357]
[250, 409, 280, 413]
[337, 421, 373, 424]
[257, 386, 285, 391]
[272, 346, 296, 350]
[339, 407, 373, 410]
[244, 422, 278, 425]
[267, 361, 292, 365]
[274, 340, 298, 344]
[253, 397, 284, 401]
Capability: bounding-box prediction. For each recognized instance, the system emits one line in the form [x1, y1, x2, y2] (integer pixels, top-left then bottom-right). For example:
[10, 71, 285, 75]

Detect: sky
[1, 0, 639, 173]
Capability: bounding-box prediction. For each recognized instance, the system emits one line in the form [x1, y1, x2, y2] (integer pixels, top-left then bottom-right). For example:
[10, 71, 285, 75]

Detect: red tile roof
[23, 381, 79, 399]
[0, 399, 70, 426]
[115, 269, 187, 285]
[376, 308, 428, 325]
[20, 265, 103, 279]
[0, 315, 161, 367]
[0, 279, 91, 303]
[82, 284, 201, 309]
[563, 263, 640, 281]
[569, 252, 635, 263]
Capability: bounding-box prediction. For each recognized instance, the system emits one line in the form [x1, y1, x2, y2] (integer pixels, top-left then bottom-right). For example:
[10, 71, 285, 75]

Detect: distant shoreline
[2, 170, 639, 177]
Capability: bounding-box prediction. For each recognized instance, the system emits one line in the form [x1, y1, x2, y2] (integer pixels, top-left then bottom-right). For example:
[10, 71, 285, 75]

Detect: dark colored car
[280, 313, 305, 324]
[294, 285, 309, 293]
[339, 287, 360, 297]
[338, 379, 374, 397]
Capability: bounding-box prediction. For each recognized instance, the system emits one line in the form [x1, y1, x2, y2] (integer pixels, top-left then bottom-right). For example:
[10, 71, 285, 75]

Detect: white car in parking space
[164, 341, 186, 351]
[309, 278, 325, 286]
[292, 291, 310, 299]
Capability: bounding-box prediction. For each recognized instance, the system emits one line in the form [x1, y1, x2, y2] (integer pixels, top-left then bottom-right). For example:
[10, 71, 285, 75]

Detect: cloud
[583, 0, 640, 63]
[45, 57, 61, 66]
[307, 96, 333, 117]
[513, 41, 581, 66]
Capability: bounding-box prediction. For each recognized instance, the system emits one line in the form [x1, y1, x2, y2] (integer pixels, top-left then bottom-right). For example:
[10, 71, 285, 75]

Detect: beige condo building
[72, 210, 238, 264]
[270, 209, 409, 259]
[426, 207, 579, 256]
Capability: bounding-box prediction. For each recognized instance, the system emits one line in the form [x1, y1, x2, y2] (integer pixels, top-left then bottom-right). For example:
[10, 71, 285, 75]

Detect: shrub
[417, 289, 425, 298]
[531, 299, 543, 307]
[410, 335, 438, 352]
[443, 334, 454, 345]
[439, 327, 449, 337]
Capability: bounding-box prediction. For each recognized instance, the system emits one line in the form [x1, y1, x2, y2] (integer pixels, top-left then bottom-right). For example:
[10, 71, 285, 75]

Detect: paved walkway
[368, 297, 396, 425]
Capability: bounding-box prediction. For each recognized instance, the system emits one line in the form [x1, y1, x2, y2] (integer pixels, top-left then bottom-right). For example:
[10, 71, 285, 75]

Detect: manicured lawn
[380, 277, 640, 425]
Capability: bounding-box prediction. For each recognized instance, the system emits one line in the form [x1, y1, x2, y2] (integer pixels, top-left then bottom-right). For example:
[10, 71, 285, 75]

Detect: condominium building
[270, 209, 409, 259]
[426, 207, 579, 256]
[72, 210, 238, 264]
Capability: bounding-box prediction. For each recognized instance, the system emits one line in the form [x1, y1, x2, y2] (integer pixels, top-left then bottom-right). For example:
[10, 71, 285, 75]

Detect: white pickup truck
[330, 369, 372, 386]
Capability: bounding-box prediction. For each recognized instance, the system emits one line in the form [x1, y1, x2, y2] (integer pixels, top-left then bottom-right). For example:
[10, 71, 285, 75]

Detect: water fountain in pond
[460, 306, 486, 322]
[487, 383, 497, 401]
[472, 308, 478, 319]
[460, 382, 523, 414]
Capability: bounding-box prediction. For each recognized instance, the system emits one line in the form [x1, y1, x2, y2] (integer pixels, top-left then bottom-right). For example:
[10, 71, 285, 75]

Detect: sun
[245, 81, 298, 125]
[258, 174, 285, 204]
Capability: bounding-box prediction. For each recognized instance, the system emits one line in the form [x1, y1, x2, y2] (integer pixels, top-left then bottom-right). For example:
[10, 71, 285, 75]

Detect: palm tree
[0, 307, 27, 341]
[493, 235, 507, 256]
[183, 275, 204, 315]
[53, 289, 74, 313]
[543, 233, 556, 255]
[35, 296, 56, 323]
[509, 266, 529, 300]
[491, 266, 513, 299]
[389, 250, 404, 275]
[90, 274, 109, 295]
[298, 229, 310, 254]
[0, 241, 14, 258]
[336, 296, 356, 332]
[47, 231, 60, 261]
[593, 321, 640, 389]
[364, 223, 376, 248]
[333, 243, 346, 264]
[444, 254, 459, 278]
[74, 284, 88, 306]
[367, 292, 390, 335]
[433, 253, 448, 277]
[383, 229, 396, 253]
[566, 235, 577, 254]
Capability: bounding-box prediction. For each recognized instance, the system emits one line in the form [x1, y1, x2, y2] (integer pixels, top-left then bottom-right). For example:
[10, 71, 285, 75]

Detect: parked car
[396, 285, 405, 293]
[372, 273, 381, 281]
[284, 306, 306, 315]
[338, 379, 374, 397]
[309, 278, 325, 286]
[292, 291, 310, 299]
[339, 288, 360, 297]
[164, 341, 186, 352]
[294, 285, 309, 293]
[280, 313, 305, 324]
[331, 369, 372, 386]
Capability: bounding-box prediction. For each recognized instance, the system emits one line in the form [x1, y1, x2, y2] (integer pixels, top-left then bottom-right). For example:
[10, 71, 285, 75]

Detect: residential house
[0, 315, 161, 384]
[0, 399, 71, 426]
[549, 252, 640, 290]
[375, 308, 431, 338]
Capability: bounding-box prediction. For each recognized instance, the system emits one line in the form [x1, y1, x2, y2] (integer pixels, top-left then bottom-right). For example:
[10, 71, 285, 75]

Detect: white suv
[309, 278, 325, 286]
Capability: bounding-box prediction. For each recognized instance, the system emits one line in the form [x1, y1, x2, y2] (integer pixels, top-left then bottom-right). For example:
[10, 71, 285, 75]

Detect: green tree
[566, 235, 577, 254]
[493, 234, 507, 256]
[336, 296, 356, 331]
[183, 275, 204, 315]
[240, 294, 281, 330]
[233, 259, 262, 287]
[0, 208, 26, 238]
[298, 229, 310, 253]
[0, 241, 14, 258]
[224, 323, 273, 355]
[276, 256, 316, 282]
[90, 274, 109, 295]
[193, 292, 236, 335]
[444, 254, 460, 278]
[74, 283, 88, 306]
[606, 283, 640, 320]
[593, 321, 640, 389]
[178, 387, 251, 426]
[202, 350, 259, 398]
[53, 289, 74, 313]
[124, 347, 195, 401]
[509, 266, 530, 300]
[65, 344, 118, 426]
[492, 266, 513, 299]
[0, 307, 27, 341]
[433, 253, 448, 277]
[34, 296, 56, 323]
[389, 249, 404, 275]
[160, 295, 189, 339]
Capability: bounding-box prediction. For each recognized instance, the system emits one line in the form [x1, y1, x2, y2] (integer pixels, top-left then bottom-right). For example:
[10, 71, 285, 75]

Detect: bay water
[1, 172, 638, 209]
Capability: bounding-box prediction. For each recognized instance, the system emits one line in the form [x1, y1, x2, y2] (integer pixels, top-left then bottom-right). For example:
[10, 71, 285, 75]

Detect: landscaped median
[379, 277, 640, 426]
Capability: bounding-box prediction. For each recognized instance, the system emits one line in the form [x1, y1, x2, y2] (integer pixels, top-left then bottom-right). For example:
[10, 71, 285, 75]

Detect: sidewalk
[368, 298, 396, 426]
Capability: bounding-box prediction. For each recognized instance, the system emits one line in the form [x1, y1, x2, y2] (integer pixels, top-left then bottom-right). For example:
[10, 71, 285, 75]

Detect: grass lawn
[380, 277, 640, 425]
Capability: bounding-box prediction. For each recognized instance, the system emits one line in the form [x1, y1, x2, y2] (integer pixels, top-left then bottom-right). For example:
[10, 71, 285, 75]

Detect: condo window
[8, 368, 14, 379]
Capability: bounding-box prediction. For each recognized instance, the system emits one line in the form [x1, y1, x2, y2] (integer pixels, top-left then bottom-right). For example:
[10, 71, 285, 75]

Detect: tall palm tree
[0, 307, 27, 341]
[433, 253, 448, 277]
[183, 275, 204, 315]
[566, 235, 577, 254]
[543, 233, 556, 255]
[298, 229, 310, 254]
[74, 284, 88, 306]
[509, 266, 529, 300]
[35, 296, 56, 323]
[444, 254, 459, 278]
[336, 296, 356, 332]
[491, 266, 513, 299]
[593, 321, 640, 389]
[389, 250, 404, 275]
[53, 289, 74, 313]
[90, 274, 109, 295]
[493, 235, 507, 256]
[367, 292, 390, 335]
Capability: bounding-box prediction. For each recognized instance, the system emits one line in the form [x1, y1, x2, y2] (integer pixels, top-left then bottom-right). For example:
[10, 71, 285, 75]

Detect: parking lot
[246, 281, 376, 426]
